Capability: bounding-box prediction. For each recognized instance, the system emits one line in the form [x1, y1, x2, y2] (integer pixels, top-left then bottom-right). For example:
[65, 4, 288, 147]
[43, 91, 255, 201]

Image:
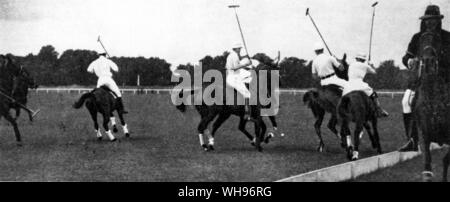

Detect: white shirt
[87, 56, 119, 78]
[348, 61, 376, 80]
[312, 53, 341, 77]
[226, 50, 241, 71]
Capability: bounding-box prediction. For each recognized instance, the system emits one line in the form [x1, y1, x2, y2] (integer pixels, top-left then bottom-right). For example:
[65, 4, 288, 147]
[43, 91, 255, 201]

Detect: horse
[337, 91, 382, 161]
[10, 66, 39, 121]
[412, 31, 450, 182]
[303, 54, 349, 152]
[174, 61, 277, 152]
[0, 55, 35, 146]
[73, 86, 130, 141]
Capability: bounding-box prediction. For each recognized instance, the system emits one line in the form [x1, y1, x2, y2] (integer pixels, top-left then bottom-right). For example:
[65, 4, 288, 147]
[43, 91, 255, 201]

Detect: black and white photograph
[1, 0, 450, 189]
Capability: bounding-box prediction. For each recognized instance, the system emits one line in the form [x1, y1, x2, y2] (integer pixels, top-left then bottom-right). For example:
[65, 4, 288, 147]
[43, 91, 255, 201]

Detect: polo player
[225, 43, 253, 120]
[311, 42, 347, 88]
[399, 4, 450, 152]
[343, 53, 389, 117]
[87, 53, 128, 114]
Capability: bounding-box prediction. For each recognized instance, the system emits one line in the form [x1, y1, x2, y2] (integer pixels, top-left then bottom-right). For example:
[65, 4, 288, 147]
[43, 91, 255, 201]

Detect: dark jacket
[402, 29, 450, 88]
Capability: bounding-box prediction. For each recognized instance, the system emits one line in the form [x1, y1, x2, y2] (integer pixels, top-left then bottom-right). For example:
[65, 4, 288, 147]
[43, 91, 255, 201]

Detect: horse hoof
[208, 145, 215, 151]
[264, 134, 273, 144]
[422, 171, 434, 182]
[317, 146, 324, 153]
[125, 133, 130, 138]
[113, 127, 118, 133]
[97, 137, 103, 141]
[201, 144, 208, 151]
[110, 138, 117, 142]
[257, 146, 263, 152]
[16, 142, 23, 147]
[251, 142, 256, 147]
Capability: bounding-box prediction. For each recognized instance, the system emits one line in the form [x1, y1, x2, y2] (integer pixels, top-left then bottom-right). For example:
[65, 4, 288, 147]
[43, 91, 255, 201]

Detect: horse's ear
[342, 53, 347, 61]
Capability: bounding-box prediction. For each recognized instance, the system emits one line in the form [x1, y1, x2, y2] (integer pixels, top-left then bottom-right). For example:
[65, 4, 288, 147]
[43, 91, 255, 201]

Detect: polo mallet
[229, 5, 251, 62]
[368, 2, 378, 61]
[306, 8, 334, 56]
[97, 36, 111, 58]
[0, 90, 40, 120]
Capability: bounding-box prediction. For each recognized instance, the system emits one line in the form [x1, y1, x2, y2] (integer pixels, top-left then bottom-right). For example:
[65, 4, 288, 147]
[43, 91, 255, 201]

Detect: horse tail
[303, 90, 319, 108]
[338, 96, 351, 119]
[73, 92, 94, 109]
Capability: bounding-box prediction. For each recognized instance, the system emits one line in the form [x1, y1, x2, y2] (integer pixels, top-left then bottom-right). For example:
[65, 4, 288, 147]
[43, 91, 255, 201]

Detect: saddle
[99, 86, 118, 99]
[320, 84, 343, 97]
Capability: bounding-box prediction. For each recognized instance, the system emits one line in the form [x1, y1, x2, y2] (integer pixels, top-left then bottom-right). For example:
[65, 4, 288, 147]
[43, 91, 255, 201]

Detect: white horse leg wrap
[402, 89, 415, 113]
[359, 131, 364, 139]
[123, 124, 129, 134]
[95, 130, 102, 138]
[105, 130, 115, 140]
[346, 136, 353, 147]
[207, 134, 214, 145]
[198, 134, 205, 146]
[110, 117, 116, 126]
[353, 151, 359, 159]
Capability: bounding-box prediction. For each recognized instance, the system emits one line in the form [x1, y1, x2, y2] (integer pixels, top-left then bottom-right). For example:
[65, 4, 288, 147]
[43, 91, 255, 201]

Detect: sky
[1, 0, 449, 69]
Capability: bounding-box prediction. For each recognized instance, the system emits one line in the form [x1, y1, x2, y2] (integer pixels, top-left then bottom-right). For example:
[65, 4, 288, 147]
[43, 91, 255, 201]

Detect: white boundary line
[32, 87, 404, 98]
[276, 144, 444, 182]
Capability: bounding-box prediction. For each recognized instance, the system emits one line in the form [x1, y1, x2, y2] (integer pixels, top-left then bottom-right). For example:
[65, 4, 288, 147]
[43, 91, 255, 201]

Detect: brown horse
[0, 55, 36, 146]
[303, 54, 348, 152]
[337, 91, 382, 161]
[413, 31, 450, 182]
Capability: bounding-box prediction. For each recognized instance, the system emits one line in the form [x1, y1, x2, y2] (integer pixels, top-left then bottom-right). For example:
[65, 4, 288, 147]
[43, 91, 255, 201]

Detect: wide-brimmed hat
[420, 5, 444, 20]
[355, 53, 367, 61]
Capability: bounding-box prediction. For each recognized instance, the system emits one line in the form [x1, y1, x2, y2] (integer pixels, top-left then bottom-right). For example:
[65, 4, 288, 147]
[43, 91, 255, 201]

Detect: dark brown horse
[337, 91, 382, 161]
[174, 61, 277, 152]
[0, 55, 36, 146]
[413, 31, 450, 182]
[10, 66, 39, 121]
[303, 54, 348, 152]
[73, 86, 130, 141]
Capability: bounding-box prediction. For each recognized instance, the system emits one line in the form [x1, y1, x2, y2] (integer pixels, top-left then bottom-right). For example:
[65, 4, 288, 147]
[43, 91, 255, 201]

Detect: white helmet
[313, 42, 324, 51]
[232, 42, 243, 49]
[355, 53, 367, 61]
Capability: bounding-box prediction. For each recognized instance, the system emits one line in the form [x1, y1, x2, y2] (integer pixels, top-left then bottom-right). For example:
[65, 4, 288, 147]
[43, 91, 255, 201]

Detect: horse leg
[117, 112, 130, 138]
[314, 112, 325, 152]
[363, 123, 377, 150]
[253, 118, 263, 152]
[110, 116, 118, 133]
[197, 113, 217, 151]
[442, 147, 450, 182]
[422, 137, 433, 182]
[102, 113, 116, 142]
[340, 120, 353, 160]
[88, 109, 102, 141]
[371, 118, 382, 154]
[14, 107, 20, 121]
[210, 113, 231, 146]
[4, 113, 22, 146]
[352, 122, 364, 161]
[328, 115, 340, 140]
[238, 116, 255, 146]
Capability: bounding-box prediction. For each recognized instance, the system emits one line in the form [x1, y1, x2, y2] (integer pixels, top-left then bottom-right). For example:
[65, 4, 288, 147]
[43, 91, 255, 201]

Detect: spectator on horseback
[311, 42, 348, 89]
[399, 4, 450, 152]
[343, 53, 389, 117]
[225, 43, 253, 120]
[87, 52, 128, 114]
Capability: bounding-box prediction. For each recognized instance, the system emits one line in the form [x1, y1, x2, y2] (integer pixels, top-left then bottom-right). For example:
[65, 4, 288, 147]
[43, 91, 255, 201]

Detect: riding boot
[244, 98, 251, 121]
[116, 97, 128, 114]
[399, 113, 419, 152]
[370, 92, 389, 118]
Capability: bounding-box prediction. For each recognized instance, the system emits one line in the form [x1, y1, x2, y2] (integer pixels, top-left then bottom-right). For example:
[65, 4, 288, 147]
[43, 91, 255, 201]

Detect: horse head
[15, 66, 38, 91]
[335, 53, 349, 80]
[418, 32, 442, 77]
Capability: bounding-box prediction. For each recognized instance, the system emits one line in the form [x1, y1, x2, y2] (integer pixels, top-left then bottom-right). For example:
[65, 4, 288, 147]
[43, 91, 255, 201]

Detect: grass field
[0, 92, 408, 181]
[353, 148, 449, 182]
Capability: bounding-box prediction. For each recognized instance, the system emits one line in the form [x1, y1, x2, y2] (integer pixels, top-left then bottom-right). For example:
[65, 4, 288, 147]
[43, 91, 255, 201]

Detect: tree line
[5, 45, 411, 89]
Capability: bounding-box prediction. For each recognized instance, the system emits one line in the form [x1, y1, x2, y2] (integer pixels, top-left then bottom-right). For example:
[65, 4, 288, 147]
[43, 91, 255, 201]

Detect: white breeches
[402, 89, 415, 113]
[320, 75, 348, 89]
[343, 79, 373, 96]
[226, 71, 252, 98]
[97, 77, 122, 97]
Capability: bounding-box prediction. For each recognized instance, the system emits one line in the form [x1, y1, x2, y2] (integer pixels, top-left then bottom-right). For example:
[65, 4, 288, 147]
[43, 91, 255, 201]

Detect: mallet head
[97, 36, 100, 42]
[228, 5, 240, 8]
[306, 8, 309, 16]
[372, 2, 378, 7]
